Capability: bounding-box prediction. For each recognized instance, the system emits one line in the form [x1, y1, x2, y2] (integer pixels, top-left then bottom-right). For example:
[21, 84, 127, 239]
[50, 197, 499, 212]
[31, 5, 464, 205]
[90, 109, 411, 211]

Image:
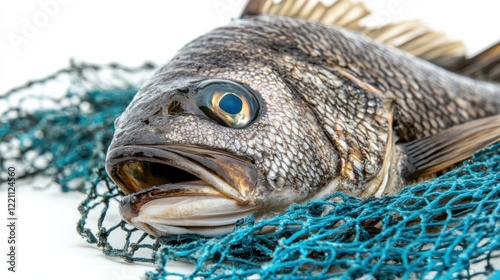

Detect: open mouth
[105, 145, 258, 236]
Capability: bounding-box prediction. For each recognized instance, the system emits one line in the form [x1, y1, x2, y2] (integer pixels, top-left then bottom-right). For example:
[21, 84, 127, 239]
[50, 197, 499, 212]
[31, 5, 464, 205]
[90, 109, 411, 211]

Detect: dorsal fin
[360, 20, 466, 68]
[446, 42, 500, 82]
[241, 0, 466, 69]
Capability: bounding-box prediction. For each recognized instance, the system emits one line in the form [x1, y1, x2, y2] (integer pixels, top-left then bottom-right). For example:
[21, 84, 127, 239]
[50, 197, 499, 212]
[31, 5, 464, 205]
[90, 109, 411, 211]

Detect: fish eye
[196, 80, 259, 128]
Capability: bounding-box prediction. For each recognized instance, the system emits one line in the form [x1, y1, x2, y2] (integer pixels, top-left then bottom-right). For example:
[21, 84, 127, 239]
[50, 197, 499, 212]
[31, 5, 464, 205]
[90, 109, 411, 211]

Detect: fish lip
[106, 144, 256, 203]
[106, 144, 261, 234]
[117, 181, 220, 225]
[119, 185, 258, 236]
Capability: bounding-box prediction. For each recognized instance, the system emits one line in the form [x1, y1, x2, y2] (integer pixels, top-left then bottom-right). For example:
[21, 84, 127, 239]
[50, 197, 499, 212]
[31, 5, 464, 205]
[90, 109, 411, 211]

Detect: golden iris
[196, 80, 259, 128]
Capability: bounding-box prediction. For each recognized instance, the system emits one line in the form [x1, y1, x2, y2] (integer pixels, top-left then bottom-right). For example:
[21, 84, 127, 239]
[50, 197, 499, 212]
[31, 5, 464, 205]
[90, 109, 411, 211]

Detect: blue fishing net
[1, 63, 499, 279]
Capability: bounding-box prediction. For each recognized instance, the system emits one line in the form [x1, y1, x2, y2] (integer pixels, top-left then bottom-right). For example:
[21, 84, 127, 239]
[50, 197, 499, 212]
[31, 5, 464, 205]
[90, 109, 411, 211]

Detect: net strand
[1, 63, 499, 280]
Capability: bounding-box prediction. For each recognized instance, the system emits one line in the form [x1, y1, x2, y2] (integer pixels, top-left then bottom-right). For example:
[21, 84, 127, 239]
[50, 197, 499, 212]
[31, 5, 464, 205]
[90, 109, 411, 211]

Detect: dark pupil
[219, 93, 242, 114]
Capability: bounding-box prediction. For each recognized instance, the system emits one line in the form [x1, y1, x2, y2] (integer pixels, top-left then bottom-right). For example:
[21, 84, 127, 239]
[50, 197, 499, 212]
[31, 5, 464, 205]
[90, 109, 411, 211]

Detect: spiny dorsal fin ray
[400, 114, 500, 179]
[241, 0, 466, 69]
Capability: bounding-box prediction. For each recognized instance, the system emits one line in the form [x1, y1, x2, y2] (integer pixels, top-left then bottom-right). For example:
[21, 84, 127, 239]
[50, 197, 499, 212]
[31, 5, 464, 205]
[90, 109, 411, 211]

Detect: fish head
[105, 25, 340, 237]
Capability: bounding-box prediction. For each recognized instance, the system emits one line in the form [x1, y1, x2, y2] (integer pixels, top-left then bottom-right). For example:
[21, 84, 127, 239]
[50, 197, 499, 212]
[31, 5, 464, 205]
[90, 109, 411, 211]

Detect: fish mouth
[105, 144, 259, 236]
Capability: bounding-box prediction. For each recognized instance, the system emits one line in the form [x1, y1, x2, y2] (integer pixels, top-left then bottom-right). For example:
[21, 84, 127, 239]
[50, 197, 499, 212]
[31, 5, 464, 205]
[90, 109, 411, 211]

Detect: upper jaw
[105, 144, 261, 236]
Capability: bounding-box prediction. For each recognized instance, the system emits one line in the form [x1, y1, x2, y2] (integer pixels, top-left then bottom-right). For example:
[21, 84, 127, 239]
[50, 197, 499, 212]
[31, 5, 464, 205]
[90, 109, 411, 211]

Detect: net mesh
[1, 63, 499, 279]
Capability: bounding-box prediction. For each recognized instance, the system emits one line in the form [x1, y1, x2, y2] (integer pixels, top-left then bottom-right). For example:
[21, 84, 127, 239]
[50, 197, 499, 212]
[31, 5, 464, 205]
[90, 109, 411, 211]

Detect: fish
[105, 0, 500, 237]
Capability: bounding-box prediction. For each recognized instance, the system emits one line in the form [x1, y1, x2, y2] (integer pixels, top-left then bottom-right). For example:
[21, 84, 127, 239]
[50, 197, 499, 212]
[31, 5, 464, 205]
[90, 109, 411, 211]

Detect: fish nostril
[177, 87, 189, 93]
[167, 100, 184, 115]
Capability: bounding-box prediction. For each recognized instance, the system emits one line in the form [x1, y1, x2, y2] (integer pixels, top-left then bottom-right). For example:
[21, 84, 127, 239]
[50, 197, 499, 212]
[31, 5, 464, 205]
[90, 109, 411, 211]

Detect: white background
[0, 1, 499, 279]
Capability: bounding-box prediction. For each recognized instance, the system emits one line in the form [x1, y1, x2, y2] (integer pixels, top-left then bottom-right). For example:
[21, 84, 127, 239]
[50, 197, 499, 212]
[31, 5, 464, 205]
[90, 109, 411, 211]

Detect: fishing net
[1, 63, 499, 279]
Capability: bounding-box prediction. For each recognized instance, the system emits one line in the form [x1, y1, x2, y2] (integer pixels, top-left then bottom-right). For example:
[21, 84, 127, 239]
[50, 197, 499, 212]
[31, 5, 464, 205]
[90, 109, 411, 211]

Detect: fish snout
[105, 144, 263, 236]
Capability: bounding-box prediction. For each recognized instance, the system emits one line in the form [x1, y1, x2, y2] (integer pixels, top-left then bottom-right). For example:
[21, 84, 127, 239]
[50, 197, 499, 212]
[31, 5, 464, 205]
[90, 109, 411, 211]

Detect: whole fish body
[106, 0, 500, 236]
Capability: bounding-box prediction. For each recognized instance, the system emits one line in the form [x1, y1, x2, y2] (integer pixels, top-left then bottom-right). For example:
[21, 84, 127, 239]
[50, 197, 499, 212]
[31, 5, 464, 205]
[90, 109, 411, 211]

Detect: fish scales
[160, 15, 499, 185]
[162, 16, 500, 140]
[106, 6, 500, 236]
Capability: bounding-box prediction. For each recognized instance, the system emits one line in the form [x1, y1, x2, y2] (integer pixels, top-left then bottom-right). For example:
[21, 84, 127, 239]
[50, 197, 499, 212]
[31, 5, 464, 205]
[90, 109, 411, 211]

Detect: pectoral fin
[400, 114, 500, 179]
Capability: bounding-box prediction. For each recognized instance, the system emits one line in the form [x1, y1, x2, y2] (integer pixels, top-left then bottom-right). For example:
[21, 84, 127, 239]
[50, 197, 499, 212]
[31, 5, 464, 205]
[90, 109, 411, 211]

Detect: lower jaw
[121, 194, 257, 237]
[134, 221, 239, 237]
